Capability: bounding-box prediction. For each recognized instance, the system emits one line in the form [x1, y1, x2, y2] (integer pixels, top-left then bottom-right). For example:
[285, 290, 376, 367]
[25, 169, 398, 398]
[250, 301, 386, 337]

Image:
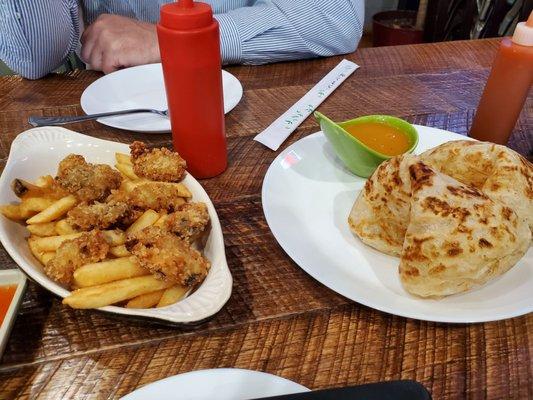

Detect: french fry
[12, 179, 47, 198]
[157, 285, 189, 307]
[115, 153, 132, 165]
[0, 204, 34, 221]
[63, 276, 172, 309]
[28, 237, 42, 262]
[35, 175, 54, 187]
[110, 245, 130, 258]
[114, 163, 140, 181]
[41, 252, 55, 265]
[126, 290, 165, 308]
[13, 177, 66, 200]
[168, 182, 192, 198]
[20, 197, 55, 213]
[73, 256, 148, 287]
[27, 222, 57, 237]
[126, 209, 159, 235]
[27, 238, 54, 265]
[26, 195, 77, 224]
[32, 233, 82, 252]
[120, 180, 141, 192]
[55, 219, 78, 235]
[31, 229, 123, 252]
[102, 230, 126, 246]
[154, 214, 168, 228]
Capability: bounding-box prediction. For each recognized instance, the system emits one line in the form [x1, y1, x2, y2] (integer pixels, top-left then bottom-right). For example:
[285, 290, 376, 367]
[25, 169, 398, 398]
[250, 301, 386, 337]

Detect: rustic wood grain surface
[0, 38, 531, 400]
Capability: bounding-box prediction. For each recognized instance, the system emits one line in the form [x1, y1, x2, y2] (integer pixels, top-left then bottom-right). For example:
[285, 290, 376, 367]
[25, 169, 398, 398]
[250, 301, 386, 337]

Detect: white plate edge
[120, 368, 310, 400]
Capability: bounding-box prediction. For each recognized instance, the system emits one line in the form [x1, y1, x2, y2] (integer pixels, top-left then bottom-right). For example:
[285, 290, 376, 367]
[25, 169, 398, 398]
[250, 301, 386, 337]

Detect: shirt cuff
[214, 13, 242, 65]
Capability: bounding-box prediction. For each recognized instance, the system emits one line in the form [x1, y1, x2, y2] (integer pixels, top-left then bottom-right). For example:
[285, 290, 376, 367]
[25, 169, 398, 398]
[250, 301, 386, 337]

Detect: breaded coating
[56, 154, 122, 202]
[67, 201, 130, 230]
[44, 231, 110, 287]
[128, 182, 187, 211]
[164, 203, 210, 242]
[105, 190, 144, 225]
[130, 141, 186, 182]
[127, 227, 209, 287]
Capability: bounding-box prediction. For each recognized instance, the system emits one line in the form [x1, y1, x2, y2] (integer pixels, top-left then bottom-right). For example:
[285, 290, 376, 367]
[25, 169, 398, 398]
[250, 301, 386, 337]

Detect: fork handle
[28, 108, 158, 127]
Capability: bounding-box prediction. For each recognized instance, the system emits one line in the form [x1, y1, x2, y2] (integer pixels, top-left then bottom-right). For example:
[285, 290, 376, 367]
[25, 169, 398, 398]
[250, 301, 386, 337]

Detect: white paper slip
[254, 59, 359, 151]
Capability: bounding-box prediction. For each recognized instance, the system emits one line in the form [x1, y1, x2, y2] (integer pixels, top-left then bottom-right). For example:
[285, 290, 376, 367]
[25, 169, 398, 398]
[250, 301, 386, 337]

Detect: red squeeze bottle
[157, 0, 227, 178]
[469, 11, 533, 144]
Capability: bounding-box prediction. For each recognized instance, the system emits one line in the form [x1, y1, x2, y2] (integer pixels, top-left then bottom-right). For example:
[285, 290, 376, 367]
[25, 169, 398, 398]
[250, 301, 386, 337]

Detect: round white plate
[262, 125, 533, 323]
[80, 63, 243, 133]
[0, 127, 232, 324]
[121, 368, 309, 400]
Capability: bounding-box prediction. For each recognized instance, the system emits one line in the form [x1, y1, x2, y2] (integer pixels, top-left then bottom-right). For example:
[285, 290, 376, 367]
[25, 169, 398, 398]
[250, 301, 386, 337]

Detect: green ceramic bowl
[314, 112, 419, 178]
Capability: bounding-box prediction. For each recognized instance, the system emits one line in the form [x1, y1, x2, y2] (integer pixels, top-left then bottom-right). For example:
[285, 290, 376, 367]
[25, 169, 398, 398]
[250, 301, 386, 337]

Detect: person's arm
[214, 0, 364, 65]
[0, 0, 80, 79]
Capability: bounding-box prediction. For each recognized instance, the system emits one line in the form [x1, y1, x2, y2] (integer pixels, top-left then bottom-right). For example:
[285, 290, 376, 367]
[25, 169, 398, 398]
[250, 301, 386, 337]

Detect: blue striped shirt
[0, 0, 364, 79]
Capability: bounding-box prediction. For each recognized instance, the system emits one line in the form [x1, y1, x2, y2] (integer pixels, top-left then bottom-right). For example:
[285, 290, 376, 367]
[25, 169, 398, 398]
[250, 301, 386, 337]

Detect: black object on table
[249, 380, 431, 400]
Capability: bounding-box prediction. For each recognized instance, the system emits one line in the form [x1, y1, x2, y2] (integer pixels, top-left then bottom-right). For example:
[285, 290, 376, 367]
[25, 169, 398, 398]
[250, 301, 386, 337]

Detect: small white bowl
[0, 269, 26, 359]
[0, 127, 232, 325]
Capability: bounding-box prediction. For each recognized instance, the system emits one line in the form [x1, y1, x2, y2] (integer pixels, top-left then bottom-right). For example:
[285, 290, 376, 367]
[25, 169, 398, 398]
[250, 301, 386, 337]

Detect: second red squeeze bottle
[157, 0, 227, 178]
[469, 11, 533, 144]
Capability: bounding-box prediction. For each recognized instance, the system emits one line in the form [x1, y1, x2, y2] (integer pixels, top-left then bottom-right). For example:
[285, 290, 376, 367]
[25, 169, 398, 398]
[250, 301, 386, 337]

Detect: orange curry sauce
[0, 285, 17, 325]
[344, 122, 410, 156]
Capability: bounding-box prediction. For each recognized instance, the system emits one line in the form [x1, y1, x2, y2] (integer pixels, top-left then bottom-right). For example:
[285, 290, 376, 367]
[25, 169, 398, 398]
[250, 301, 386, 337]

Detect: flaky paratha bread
[348, 154, 418, 256]
[348, 153, 530, 297]
[421, 140, 533, 233]
[399, 162, 530, 297]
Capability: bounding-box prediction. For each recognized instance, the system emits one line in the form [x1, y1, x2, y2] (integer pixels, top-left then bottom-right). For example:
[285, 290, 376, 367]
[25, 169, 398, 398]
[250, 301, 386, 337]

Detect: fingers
[82, 36, 119, 74]
[101, 52, 120, 74]
[80, 14, 159, 74]
[80, 25, 95, 64]
[81, 14, 119, 73]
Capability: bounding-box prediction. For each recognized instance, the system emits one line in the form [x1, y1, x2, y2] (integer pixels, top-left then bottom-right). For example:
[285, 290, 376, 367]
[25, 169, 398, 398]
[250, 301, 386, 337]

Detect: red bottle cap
[160, 0, 213, 30]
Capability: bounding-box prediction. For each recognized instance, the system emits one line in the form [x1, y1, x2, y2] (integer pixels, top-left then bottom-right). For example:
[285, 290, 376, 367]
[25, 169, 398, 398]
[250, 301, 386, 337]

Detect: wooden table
[0, 38, 531, 400]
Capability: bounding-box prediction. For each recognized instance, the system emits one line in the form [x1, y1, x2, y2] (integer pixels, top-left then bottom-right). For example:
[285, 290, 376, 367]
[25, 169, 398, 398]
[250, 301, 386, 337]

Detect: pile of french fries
[0, 152, 199, 310]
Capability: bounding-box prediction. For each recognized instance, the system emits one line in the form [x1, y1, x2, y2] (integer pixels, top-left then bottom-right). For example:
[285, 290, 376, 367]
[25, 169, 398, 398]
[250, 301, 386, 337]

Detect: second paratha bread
[421, 140, 533, 234]
[399, 162, 531, 298]
[348, 154, 418, 256]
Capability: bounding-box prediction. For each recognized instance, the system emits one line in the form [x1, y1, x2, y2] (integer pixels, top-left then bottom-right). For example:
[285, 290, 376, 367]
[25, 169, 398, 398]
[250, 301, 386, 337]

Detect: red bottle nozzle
[160, 0, 212, 29]
[178, 0, 194, 8]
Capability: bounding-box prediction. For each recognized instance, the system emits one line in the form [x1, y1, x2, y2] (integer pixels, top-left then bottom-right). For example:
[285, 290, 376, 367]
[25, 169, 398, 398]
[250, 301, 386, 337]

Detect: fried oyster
[45, 230, 110, 286]
[56, 154, 122, 202]
[67, 201, 130, 230]
[126, 226, 209, 287]
[130, 141, 187, 182]
[127, 182, 189, 212]
[164, 202, 210, 242]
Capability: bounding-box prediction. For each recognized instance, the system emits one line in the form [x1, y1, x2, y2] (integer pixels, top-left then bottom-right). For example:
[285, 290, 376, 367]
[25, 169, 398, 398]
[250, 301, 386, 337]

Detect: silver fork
[28, 108, 169, 127]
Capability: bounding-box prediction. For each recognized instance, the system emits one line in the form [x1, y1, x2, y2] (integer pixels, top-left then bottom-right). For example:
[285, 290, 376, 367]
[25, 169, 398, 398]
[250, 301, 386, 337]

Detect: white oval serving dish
[0, 127, 232, 324]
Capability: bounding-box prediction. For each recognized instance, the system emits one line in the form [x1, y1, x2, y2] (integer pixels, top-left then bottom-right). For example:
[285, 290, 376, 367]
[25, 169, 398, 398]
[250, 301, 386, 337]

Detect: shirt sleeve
[0, 0, 80, 79]
[214, 0, 364, 65]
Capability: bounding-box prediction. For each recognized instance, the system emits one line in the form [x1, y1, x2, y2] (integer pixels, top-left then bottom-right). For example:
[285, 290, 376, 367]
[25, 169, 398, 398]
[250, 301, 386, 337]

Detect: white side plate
[0, 269, 26, 359]
[0, 127, 232, 324]
[80, 64, 243, 133]
[262, 126, 532, 323]
[121, 368, 309, 400]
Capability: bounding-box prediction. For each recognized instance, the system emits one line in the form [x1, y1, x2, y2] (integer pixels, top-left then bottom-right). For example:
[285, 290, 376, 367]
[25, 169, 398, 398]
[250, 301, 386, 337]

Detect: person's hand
[81, 14, 160, 74]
